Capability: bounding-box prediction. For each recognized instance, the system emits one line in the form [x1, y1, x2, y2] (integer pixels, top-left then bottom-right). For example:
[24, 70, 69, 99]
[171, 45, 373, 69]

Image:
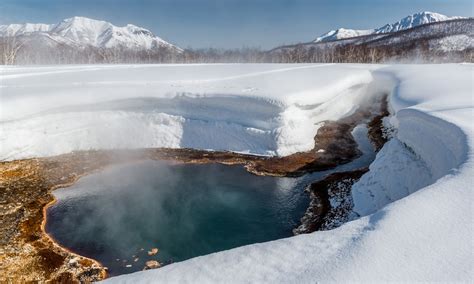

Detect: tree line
[1, 35, 472, 65]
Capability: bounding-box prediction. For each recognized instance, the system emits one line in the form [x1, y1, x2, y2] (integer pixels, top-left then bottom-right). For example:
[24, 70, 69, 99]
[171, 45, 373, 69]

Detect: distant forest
[2, 41, 472, 65]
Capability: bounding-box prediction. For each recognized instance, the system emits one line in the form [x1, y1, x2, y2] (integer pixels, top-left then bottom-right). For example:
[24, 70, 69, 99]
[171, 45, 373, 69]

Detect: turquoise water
[46, 125, 375, 276]
[46, 161, 309, 276]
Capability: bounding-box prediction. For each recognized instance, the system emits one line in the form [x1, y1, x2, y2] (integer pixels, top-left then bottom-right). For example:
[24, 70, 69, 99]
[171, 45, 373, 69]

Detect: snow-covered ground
[1, 63, 472, 282]
[0, 64, 380, 159]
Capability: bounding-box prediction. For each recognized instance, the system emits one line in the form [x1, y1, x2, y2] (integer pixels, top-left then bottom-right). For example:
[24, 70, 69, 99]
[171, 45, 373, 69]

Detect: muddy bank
[0, 96, 388, 282]
[294, 96, 390, 234]
[0, 158, 107, 283]
[293, 168, 369, 234]
[367, 97, 390, 152]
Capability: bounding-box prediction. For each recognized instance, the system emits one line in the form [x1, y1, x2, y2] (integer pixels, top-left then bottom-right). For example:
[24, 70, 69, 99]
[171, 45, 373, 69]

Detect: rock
[147, 248, 159, 256]
[134, 258, 139, 262]
[125, 264, 132, 268]
[144, 260, 161, 270]
[68, 257, 79, 268]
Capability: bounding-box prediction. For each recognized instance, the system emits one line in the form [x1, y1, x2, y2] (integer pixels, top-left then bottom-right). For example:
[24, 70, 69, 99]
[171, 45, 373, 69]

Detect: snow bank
[352, 109, 468, 216]
[0, 64, 376, 159]
[351, 64, 471, 216]
[102, 64, 473, 282]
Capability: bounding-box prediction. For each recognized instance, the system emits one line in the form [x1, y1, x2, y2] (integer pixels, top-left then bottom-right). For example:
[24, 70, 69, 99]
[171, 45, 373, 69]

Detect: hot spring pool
[45, 125, 375, 276]
[46, 161, 310, 275]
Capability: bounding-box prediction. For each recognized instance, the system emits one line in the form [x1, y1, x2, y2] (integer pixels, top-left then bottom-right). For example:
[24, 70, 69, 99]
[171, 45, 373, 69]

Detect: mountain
[0, 16, 181, 51]
[314, 11, 464, 42]
[270, 18, 473, 63]
[1, 12, 472, 64]
[314, 28, 372, 43]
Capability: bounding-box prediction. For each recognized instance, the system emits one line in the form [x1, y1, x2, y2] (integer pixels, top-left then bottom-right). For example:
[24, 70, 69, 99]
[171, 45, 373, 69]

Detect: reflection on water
[46, 125, 375, 276]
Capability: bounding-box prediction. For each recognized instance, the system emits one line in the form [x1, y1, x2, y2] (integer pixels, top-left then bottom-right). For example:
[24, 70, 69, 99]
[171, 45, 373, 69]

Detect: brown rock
[147, 248, 159, 256]
[144, 260, 161, 270]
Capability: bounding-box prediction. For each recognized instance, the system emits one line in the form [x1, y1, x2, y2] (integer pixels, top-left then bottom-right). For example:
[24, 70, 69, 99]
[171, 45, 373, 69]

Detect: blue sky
[0, 0, 472, 48]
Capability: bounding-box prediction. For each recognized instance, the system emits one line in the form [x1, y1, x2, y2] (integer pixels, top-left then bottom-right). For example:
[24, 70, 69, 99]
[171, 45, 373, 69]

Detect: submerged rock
[144, 260, 161, 270]
[147, 248, 159, 256]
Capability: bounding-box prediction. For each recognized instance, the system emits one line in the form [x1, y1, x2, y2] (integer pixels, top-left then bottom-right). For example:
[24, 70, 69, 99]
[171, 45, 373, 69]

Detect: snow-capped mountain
[314, 28, 373, 42]
[314, 11, 463, 42]
[270, 17, 472, 63]
[0, 16, 181, 51]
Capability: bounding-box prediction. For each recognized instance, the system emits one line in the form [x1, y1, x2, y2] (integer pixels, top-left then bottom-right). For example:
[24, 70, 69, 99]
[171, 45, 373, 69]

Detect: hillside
[269, 19, 473, 63]
[314, 11, 462, 42]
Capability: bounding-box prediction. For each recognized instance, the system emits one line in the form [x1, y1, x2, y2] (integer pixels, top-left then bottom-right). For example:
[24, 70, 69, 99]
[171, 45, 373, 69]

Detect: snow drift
[0, 64, 378, 160]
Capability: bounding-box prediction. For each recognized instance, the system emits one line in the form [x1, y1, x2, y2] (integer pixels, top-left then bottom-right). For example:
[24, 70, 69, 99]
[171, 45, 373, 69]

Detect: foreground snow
[1, 63, 472, 282]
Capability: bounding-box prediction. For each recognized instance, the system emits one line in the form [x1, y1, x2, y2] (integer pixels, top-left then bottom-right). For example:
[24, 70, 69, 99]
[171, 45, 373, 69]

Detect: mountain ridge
[0, 16, 182, 51]
[314, 11, 465, 43]
[0, 12, 471, 64]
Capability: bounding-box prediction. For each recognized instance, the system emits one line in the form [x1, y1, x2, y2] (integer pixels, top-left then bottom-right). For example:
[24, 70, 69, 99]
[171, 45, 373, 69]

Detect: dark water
[46, 125, 375, 276]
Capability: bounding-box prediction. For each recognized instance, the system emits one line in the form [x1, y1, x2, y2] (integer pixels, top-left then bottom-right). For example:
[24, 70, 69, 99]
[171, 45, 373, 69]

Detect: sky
[0, 0, 472, 49]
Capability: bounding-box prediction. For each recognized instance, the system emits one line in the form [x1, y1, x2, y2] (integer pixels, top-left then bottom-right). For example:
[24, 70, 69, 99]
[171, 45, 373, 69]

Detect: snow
[314, 28, 373, 42]
[0, 23, 50, 35]
[374, 11, 461, 33]
[96, 63, 471, 282]
[0, 64, 377, 159]
[0, 16, 180, 51]
[351, 138, 432, 216]
[430, 34, 474, 52]
[1, 63, 472, 282]
[314, 11, 463, 42]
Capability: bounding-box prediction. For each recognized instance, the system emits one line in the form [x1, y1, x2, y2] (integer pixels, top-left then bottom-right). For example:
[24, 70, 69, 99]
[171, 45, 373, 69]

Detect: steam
[50, 161, 182, 255]
[47, 160, 310, 274]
